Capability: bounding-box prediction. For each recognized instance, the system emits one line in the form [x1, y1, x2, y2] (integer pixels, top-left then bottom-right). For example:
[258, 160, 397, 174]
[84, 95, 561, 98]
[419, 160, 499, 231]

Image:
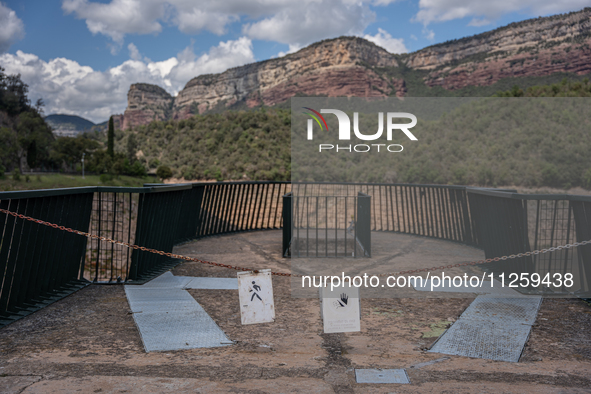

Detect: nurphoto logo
[303, 107, 418, 153]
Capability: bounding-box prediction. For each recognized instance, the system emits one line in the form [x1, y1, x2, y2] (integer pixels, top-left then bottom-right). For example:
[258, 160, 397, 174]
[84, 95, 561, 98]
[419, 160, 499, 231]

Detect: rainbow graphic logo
[302, 107, 328, 132]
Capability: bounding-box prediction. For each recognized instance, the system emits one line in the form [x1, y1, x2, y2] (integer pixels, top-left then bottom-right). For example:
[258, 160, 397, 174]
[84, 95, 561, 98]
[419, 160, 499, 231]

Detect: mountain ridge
[45, 114, 95, 137]
[120, 8, 591, 129]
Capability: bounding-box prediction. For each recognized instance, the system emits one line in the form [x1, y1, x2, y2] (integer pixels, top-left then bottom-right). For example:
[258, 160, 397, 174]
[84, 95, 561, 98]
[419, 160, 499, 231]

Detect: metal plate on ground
[429, 319, 533, 362]
[124, 279, 232, 352]
[429, 295, 542, 362]
[183, 277, 238, 290]
[459, 296, 542, 325]
[140, 272, 185, 288]
[125, 287, 196, 302]
[355, 369, 410, 384]
[133, 310, 233, 352]
[127, 300, 198, 314]
[125, 287, 196, 313]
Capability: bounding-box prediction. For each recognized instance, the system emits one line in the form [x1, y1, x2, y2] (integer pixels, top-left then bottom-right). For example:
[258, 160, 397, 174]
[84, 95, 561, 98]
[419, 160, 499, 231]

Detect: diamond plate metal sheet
[128, 300, 198, 314]
[124, 276, 232, 352]
[125, 287, 196, 313]
[429, 319, 533, 362]
[428, 295, 542, 362]
[125, 287, 196, 301]
[140, 272, 184, 288]
[459, 296, 542, 326]
[183, 277, 238, 290]
[133, 310, 233, 352]
[355, 369, 410, 384]
[174, 276, 197, 289]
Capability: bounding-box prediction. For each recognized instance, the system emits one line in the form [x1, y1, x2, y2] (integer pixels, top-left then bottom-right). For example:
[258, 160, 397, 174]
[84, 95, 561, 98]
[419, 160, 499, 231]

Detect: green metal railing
[0, 187, 95, 327]
[290, 182, 482, 245]
[1, 181, 590, 328]
[468, 188, 591, 294]
[195, 182, 290, 237]
[0, 184, 191, 327]
[282, 191, 372, 258]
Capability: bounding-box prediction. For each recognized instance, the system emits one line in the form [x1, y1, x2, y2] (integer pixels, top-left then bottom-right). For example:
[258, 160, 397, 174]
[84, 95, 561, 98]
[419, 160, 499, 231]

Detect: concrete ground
[0, 231, 590, 393]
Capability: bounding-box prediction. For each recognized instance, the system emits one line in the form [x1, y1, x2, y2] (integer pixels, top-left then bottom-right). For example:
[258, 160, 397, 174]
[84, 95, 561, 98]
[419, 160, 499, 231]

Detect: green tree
[127, 133, 138, 162]
[156, 165, 173, 181]
[107, 116, 114, 157]
[26, 140, 37, 169]
[0, 127, 18, 170]
[50, 136, 100, 170]
[0, 68, 54, 172]
[16, 111, 54, 171]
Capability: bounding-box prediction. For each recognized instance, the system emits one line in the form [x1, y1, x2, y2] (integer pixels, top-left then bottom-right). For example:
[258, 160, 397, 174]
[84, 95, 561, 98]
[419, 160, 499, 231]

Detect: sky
[0, 0, 590, 123]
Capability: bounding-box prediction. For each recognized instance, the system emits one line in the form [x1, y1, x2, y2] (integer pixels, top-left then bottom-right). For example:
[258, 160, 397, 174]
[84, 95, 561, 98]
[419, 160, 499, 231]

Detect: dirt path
[0, 231, 589, 393]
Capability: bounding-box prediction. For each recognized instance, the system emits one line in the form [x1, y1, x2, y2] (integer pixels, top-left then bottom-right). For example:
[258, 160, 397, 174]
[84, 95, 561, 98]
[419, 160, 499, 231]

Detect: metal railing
[0, 187, 95, 327]
[291, 182, 479, 245]
[195, 182, 290, 237]
[467, 189, 591, 294]
[282, 192, 371, 258]
[0, 184, 194, 327]
[1, 181, 590, 328]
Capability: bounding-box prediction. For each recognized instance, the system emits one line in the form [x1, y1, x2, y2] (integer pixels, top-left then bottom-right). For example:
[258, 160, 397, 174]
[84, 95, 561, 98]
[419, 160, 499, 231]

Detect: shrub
[130, 161, 147, 177]
[583, 168, 591, 189]
[156, 165, 173, 181]
[100, 173, 113, 183]
[12, 169, 21, 181]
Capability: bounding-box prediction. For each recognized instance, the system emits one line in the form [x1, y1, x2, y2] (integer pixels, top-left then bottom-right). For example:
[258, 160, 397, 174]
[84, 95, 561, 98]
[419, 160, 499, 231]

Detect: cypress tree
[107, 116, 114, 157]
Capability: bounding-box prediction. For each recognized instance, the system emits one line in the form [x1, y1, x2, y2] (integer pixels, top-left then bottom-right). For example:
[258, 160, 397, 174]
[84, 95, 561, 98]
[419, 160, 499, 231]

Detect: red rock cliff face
[122, 83, 173, 130]
[403, 8, 591, 89]
[171, 37, 400, 119]
[121, 9, 591, 128]
[424, 39, 591, 90]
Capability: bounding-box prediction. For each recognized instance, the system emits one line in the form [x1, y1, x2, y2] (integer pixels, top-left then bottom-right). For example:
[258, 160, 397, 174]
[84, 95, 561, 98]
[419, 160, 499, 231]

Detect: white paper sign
[320, 285, 360, 333]
[238, 269, 275, 325]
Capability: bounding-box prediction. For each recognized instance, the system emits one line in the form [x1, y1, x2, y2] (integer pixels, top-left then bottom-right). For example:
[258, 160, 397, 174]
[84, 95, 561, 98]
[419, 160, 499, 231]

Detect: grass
[0, 173, 155, 192]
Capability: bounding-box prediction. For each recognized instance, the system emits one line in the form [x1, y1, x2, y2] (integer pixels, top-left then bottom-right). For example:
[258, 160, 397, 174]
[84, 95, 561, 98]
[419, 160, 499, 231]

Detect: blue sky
[1, 0, 590, 123]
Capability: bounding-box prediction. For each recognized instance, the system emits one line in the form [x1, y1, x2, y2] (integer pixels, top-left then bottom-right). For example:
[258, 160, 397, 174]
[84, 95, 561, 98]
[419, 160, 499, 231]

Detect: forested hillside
[0, 67, 54, 174]
[117, 79, 591, 187]
[128, 108, 291, 181]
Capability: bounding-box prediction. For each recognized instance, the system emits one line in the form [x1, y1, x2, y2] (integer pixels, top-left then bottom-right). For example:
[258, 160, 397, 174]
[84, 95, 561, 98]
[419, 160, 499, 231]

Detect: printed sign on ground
[238, 269, 275, 325]
[320, 285, 360, 333]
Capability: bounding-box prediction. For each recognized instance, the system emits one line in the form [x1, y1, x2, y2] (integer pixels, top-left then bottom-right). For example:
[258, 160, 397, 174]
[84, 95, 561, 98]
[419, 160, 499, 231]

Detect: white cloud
[243, 0, 375, 48]
[61, 0, 378, 50]
[0, 38, 254, 123]
[175, 8, 238, 35]
[167, 37, 254, 86]
[62, 0, 164, 43]
[276, 44, 302, 58]
[372, 0, 399, 5]
[422, 27, 435, 40]
[468, 18, 491, 27]
[415, 0, 591, 25]
[363, 28, 407, 53]
[127, 43, 141, 60]
[0, 3, 25, 53]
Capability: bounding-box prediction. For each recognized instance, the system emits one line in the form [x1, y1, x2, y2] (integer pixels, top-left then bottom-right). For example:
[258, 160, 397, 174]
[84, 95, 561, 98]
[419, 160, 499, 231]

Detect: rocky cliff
[121, 8, 591, 129]
[172, 37, 400, 119]
[403, 8, 591, 89]
[122, 83, 173, 130]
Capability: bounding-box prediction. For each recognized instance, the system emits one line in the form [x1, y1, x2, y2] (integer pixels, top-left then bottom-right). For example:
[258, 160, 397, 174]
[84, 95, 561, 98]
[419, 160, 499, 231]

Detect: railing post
[282, 192, 292, 257]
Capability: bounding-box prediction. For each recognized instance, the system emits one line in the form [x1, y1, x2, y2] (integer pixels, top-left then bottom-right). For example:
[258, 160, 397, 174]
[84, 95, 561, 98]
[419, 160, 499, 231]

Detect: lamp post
[82, 153, 85, 179]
